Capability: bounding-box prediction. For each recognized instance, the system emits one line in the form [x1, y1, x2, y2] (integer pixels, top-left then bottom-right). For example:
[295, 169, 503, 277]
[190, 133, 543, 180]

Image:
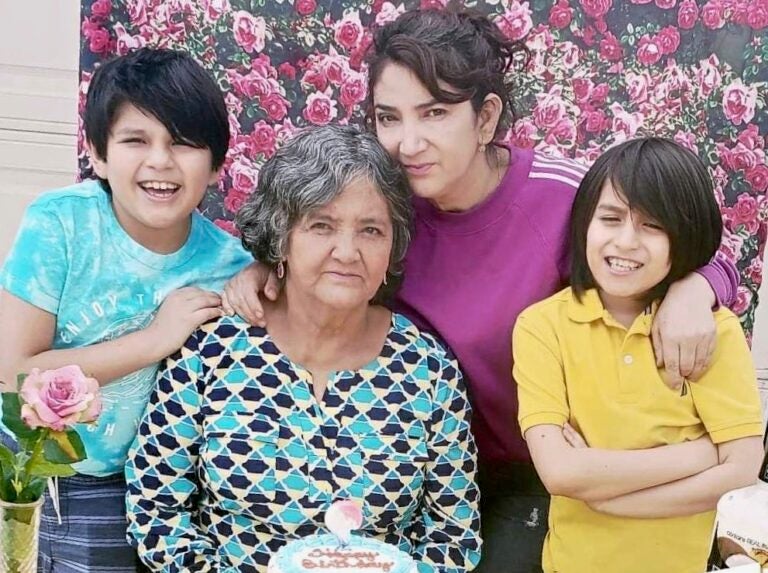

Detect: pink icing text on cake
[300, 548, 395, 571]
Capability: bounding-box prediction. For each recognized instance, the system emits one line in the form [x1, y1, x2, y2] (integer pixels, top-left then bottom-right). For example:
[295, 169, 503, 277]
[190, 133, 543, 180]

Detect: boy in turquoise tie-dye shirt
[0, 48, 252, 572]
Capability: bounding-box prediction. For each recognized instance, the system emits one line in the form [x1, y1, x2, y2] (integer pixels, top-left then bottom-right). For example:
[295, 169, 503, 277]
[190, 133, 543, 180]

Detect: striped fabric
[528, 152, 590, 189]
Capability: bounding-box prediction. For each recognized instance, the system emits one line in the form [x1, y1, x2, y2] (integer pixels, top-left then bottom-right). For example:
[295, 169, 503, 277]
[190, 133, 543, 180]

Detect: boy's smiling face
[90, 103, 220, 253]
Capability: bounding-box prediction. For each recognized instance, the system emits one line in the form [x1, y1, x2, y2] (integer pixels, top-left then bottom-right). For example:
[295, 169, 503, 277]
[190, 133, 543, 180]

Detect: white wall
[0, 0, 766, 390]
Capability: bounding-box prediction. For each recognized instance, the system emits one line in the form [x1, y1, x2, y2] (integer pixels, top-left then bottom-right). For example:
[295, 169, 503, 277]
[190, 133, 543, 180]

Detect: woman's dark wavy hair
[364, 6, 530, 143]
[570, 137, 723, 304]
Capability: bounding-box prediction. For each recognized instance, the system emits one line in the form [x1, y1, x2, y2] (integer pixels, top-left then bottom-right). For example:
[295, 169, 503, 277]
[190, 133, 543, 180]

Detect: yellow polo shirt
[514, 287, 764, 573]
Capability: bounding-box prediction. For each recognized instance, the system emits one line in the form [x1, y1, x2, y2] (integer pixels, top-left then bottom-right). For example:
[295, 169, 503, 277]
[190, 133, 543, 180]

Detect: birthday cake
[267, 500, 417, 573]
[266, 533, 417, 573]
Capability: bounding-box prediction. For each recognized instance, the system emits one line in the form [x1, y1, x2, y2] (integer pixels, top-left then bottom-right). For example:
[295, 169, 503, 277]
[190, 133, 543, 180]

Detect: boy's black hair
[570, 137, 722, 303]
[83, 47, 229, 190]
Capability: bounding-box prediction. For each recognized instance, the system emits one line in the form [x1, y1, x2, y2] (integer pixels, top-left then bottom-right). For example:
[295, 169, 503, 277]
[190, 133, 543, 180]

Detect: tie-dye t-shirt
[0, 180, 252, 476]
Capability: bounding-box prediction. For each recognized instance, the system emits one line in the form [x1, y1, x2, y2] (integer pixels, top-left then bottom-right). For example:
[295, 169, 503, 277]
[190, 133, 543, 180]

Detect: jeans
[474, 461, 549, 573]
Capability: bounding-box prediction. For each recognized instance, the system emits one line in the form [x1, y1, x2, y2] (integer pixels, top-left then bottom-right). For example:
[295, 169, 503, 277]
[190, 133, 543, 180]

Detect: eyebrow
[307, 213, 388, 225]
[374, 99, 443, 112]
[595, 204, 628, 214]
[112, 128, 147, 137]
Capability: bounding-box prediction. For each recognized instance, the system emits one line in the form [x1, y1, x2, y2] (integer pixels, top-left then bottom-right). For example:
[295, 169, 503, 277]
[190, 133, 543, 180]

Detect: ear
[86, 141, 109, 179]
[477, 93, 504, 146]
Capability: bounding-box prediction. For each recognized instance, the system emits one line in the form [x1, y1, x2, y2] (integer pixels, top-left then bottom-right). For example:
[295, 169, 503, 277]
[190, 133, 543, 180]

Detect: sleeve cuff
[708, 421, 765, 444]
[519, 412, 568, 437]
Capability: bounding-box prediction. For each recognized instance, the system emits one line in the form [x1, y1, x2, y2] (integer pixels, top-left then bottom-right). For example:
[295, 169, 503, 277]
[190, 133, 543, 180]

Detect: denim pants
[474, 461, 550, 573]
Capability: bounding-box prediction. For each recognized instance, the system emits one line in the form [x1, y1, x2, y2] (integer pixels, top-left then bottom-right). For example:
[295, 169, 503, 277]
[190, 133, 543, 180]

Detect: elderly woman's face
[285, 177, 393, 310]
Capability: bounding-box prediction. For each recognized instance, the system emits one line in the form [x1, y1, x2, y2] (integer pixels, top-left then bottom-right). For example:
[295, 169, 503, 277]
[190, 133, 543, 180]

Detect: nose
[398, 121, 428, 157]
[145, 143, 174, 170]
[614, 220, 641, 249]
[331, 231, 361, 263]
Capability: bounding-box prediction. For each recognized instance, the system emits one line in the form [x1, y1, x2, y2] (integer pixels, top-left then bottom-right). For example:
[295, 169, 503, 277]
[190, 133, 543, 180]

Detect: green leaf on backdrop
[1, 394, 39, 441]
[44, 430, 86, 464]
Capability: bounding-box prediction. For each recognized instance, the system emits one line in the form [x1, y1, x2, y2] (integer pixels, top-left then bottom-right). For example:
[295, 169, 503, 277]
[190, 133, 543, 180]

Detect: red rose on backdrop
[585, 109, 608, 133]
[233, 11, 266, 53]
[495, 3, 534, 41]
[598, 33, 623, 61]
[303, 91, 338, 125]
[722, 80, 758, 125]
[572, 78, 593, 103]
[737, 125, 764, 150]
[203, 0, 230, 22]
[278, 62, 296, 80]
[260, 92, 290, 122]
[746, 165, 768, 194]
[533, 87, 568, 129]
[224, 188, 250, 214]
[636, 35, 662, 66]
[700, 1, 725, 29]
[580, 0, 612, 19]
[89, 28, 112, 55]
[696, 54, 722, 97]
[677, 0, 699, 28]
[295, 0, 317, 16]
[548, 1, 573, 28]
[339, 71, 367, 108]
[656, 26, 680, 54]
[655, 0, 676, 9]
[249, 121, 277, 157]
[91, 0, 111, 19]
[334, 13, 364, 50]
[747, 4, 768, 30]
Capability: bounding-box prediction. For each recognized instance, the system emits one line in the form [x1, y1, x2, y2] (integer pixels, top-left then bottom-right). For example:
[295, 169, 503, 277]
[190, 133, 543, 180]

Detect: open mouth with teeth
[606, 256, 643, 272]
[139, 181, 181, 199]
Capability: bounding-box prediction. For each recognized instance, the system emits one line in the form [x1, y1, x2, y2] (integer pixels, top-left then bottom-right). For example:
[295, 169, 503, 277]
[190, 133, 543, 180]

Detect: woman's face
[284, 177, 393, 310]
[372, 62, 490, 210]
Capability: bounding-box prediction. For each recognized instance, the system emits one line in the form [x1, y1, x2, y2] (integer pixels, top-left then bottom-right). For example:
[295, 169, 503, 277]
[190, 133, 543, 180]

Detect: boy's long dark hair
[83, 48, 229, 190]
[570, 137, 723, 303]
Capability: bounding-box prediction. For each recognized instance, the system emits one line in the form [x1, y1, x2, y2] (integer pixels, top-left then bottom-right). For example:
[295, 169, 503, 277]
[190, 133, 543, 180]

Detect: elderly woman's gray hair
[236, 124, 412, 284]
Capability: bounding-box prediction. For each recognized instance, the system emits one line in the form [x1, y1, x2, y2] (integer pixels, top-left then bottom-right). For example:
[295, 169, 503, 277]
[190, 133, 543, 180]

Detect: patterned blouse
[125, 312, 481, 573]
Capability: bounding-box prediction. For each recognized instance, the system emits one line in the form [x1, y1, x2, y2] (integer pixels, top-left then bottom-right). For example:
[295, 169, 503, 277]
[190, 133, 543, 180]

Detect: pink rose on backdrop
[249, 121, 277, 157]
[677, 0, 699, 28]
[510, 118, 538, 148]
[233, 11, 267, 53]
[696, 54, 722, 97]
[127, 0, 148, 27]
[376, 2, 406, 26]
[260, 92, 290, 122]
[729, 193, 760, 233]
[656, 26, 680, 55]
[278, 62, 297, 80]
[334, 13, 364, 51]
[701, 1, 726, 29]
[549, 1, 573, 29]
[630, 0, 653, 4]
[495, 2, 534, 41]
[546, 117, 577, 146]
[20, 366, 101, 432]
[224, 188, 250, 214]
[673, 131, 698, 153]
[747, 4, 768, 29]
[584, 109, 608, 133]
[303, 91, 338, 125]
[533, 87, 568, 129]
[323, 52, 350, 85]
[295, 0, 317, 17]
[610, 102, 644, 141]
[655, 0, 676, 8]
[746, 165, 768, 194]
[636, 35, 662, 66]
[572, 77, 593, 103]
[737, 125, 764, 150]
[625, 71, 651, 104]
[91, 0, 111, 19]
[114, 22, 144, 55]
[559, 42, 581, 69]
[339, 70, 367, 108]
[722, 80, 758, 125]
[229, 157, 259, 196]
[580, 0, 612, 19]
[732, 285, 751, 316]
[598, 33, 623, 62]
[203, 0, 230, 22]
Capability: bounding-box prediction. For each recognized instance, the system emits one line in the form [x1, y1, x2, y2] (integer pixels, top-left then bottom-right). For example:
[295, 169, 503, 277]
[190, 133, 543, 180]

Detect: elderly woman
[125, 124, 481, 572]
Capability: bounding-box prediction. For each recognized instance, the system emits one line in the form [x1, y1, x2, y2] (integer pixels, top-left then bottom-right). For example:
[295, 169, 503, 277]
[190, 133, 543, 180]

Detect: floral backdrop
[78, 0, 768, 336]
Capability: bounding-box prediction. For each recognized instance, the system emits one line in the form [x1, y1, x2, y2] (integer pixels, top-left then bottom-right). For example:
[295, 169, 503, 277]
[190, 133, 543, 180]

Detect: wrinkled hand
[563, 423, 588, 449]
[652, 273, 717, 390]
[221, 262, 280, 326]
[147, 287, 222, 357]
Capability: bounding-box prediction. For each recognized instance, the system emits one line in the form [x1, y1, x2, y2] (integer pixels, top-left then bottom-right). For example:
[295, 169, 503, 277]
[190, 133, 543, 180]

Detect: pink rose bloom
[260, 92, 290, 122]
[559, 42, 581, 69]
[572, 78, 593, 103]
[748, 4, 768, 29]
[630, 0, 653, 3]
[731, 286, 751, 316]
[91, 0, 112, 19]
[127, 0, 148, 26]
[610, 102, 644, 141]
[324, 53, 349, 85]
[229, 157, 259, 195]
[20, 366, 101, 432]
[511, 118, 538, 149]
[545, 117, 577, 146]
[114, 22, 144, 56]
[584, 109, 608, 133]
[375, 2, 406, 26]
[495, 2, 534, 41]
[88, 28, 112, 55]
[636, 35, 663, 66]
[249, 121, 277, 157]
[737, 124, 764, 150]
[730, 193, 760, 232]
[303, 91, 338, 125]
[656, 26, 681, 54]
[746, 164, 768, 194]
[673, 131, 698, 154]
[533, 87, 568, 129]
[590, 82, 610, 106]
[295, 0, 317, 16]
[203, 0, 230, 22]
[598, 33, 623, 62]
[729, 142, 763, 171]
[302, 58, 330, 91]
[334, 13, 364, 51]
[625, 71, 650, 103]
[722, 80, 758, 125]
[549, 1, 573, 29]
[655, 0, 676, 8]
[278, 62, 297, 80]
[696, 54, 722, 97]
[224, 188, 250, 214]
[677, 0, 699, 28]
[233, 11, 267, 53]
[339, 70, 367, 108]
[580, 0, 612, 19]
[701, 1, 725, 29]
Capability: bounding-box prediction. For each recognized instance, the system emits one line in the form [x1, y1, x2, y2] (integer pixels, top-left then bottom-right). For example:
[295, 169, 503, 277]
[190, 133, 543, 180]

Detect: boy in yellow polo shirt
[514, 137, 764, 573]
